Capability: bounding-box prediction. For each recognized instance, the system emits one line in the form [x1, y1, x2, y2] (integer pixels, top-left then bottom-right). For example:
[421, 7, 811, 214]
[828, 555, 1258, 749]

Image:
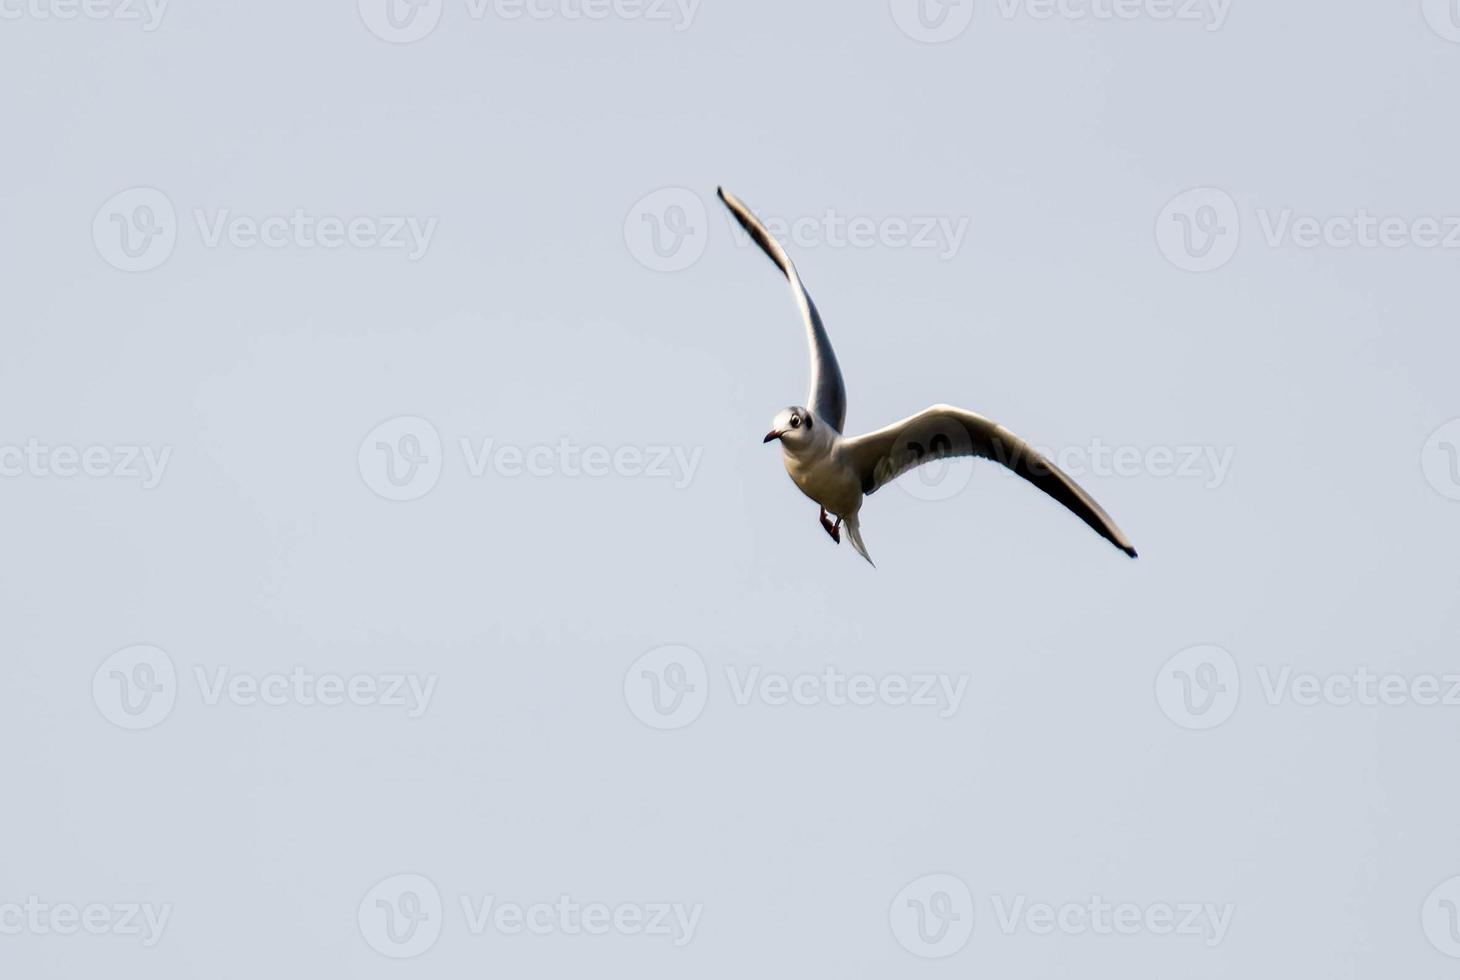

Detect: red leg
[819, 506, 841, 543]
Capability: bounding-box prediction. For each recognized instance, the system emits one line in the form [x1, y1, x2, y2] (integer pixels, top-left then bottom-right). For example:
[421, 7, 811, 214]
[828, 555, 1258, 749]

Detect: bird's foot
[819, 507, 841, 544]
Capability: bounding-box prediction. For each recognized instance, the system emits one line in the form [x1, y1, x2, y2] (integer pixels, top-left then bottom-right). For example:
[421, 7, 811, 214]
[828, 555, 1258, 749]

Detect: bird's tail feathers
[844, 515, 875, 567]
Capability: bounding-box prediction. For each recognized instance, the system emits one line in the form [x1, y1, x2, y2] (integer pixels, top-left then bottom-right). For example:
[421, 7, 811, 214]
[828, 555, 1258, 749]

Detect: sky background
[3, 0, 1460, 976]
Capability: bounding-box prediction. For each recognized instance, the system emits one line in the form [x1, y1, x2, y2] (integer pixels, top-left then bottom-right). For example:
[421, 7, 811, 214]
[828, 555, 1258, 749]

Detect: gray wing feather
[717, 187, 847, 432]
[840, 405, 1138, 558]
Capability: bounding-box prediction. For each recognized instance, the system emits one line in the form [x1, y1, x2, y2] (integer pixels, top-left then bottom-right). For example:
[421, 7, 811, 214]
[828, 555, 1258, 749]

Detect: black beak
[763, 430, 782, 444]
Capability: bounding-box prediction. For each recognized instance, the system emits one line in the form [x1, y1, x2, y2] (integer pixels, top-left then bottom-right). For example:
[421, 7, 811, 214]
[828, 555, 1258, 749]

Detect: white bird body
[718, 187, 1138, 567]
[779, 421, 852, 512]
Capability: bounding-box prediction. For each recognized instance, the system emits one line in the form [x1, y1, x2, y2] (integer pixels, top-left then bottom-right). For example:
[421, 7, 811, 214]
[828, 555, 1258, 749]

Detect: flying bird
[717, 186, 1138, 566]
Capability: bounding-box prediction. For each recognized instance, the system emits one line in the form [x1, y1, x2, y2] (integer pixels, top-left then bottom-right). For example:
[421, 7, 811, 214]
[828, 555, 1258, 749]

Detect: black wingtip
[1125, 546, 1139, 559]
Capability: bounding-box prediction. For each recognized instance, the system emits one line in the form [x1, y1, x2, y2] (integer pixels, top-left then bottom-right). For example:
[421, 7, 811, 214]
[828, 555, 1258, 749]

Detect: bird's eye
[790, 416, 801, 428]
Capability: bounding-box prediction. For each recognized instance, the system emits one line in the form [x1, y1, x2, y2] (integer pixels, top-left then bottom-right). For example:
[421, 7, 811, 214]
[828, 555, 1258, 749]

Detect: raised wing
[839, 404, 1138, 558]
[717, 187, 847, 432]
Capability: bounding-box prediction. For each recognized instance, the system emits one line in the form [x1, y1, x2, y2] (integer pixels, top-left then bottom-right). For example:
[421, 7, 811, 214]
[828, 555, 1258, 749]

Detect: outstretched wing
[839, 404, 1138, 558]
[717, 187, 847, 432]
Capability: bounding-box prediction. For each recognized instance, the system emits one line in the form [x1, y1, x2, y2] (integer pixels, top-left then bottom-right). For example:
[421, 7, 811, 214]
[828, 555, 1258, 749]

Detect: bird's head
[764, 406, 815, 449]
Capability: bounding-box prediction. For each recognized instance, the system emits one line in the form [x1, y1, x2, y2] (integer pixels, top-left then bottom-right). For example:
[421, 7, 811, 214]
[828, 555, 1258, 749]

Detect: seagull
[717, 187, 1138, 567]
